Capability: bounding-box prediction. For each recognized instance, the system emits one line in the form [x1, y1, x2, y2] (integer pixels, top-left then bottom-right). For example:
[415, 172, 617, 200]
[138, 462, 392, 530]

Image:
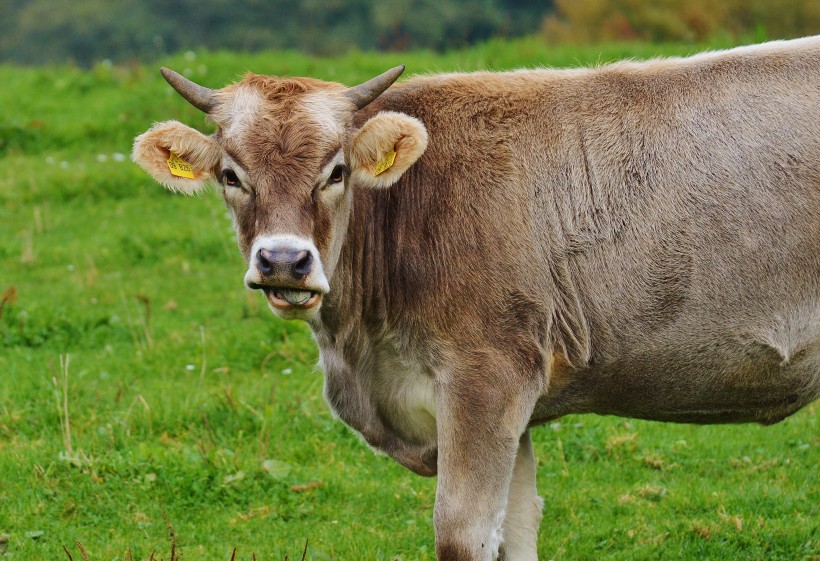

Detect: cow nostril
[292, 250, 313, 279]
[257, 248, 274, 276]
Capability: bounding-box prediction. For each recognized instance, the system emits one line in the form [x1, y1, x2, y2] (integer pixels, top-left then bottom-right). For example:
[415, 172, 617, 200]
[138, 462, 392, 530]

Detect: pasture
[0, 38, 817, 560]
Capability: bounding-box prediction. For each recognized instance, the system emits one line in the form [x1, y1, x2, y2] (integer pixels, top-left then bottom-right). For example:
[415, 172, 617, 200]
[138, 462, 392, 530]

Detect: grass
[0, 36, 817, 561]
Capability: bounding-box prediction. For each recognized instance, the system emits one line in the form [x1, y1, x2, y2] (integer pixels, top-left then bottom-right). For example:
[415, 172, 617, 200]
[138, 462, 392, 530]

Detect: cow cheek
[226, 195, 257, 261]
[312, 199, 333, 256]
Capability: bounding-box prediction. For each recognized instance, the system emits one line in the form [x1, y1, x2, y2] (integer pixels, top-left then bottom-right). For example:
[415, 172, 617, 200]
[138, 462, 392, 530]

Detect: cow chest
[315, 330, 439, 460]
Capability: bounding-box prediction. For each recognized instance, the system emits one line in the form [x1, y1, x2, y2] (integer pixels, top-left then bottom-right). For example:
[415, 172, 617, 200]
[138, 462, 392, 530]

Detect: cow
[132, 36, 820, 560]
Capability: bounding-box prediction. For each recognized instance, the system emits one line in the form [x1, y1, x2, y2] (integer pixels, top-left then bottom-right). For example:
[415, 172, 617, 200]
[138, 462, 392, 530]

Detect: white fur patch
[372, 348, 438, 442]
[301, 91, 352, 138]
[212, 86, 264, 138]
[499, 433, 543, 561]
[488, 510, 505, 560]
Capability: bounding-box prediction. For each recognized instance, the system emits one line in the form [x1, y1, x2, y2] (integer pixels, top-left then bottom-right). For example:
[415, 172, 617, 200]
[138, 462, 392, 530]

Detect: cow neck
[315, 186, 392, 340]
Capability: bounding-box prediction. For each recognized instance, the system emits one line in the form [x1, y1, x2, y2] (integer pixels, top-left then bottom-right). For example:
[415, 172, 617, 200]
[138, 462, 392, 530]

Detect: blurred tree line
[0, 0, 816, 67]
[543, 0, 819, 44]
[0, 0, 551, 66]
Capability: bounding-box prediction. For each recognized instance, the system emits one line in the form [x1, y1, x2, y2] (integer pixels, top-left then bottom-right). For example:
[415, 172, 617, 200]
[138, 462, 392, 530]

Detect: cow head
[132, 66, 428, 321]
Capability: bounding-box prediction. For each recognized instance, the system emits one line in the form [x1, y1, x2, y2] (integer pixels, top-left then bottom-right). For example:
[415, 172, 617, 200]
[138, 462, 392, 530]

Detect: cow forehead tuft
[239, 72, 345, 98]
[301, 90, 355, 137]
[212, 75, 348, 150]
[212, 85, 265, 137]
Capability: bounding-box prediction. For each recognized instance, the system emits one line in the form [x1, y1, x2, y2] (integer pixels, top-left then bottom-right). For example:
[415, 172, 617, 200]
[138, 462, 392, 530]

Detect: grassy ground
[0, 37, 817, 561]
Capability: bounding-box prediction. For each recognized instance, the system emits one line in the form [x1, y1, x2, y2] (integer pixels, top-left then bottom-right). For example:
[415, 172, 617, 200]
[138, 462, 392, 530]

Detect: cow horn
[161, 67, 217, 113]
[346, 65, 405, 110]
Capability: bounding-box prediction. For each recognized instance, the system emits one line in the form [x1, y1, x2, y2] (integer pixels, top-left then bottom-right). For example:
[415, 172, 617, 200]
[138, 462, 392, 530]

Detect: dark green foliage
[3, 0, 815, 68]
[0, 0, 555, 66]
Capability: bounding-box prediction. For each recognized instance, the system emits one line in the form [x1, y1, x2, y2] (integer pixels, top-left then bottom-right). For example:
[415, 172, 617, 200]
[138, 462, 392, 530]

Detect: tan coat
[133, 37, 820, 561]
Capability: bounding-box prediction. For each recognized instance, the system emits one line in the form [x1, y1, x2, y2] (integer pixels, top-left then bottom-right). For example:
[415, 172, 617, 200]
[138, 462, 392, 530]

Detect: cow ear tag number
[166, 153, 195, 179]
[373, 148, 397, 176]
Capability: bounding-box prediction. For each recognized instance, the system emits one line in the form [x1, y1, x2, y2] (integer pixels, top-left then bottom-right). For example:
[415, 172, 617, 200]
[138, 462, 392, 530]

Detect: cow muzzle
[244, 236, 330, 316]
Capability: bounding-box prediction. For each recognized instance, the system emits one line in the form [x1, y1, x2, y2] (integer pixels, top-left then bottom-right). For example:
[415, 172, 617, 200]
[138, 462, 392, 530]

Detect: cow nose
[256, 247, 314, 281]
[292, 250, 313, 278]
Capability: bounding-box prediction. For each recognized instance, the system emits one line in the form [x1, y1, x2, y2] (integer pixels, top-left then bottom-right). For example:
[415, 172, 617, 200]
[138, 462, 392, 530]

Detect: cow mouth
[264, 288, 322, 310]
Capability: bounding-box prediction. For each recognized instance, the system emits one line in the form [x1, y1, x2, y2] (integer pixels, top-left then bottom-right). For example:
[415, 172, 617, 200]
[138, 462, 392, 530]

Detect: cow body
[133, 37, 820, 560]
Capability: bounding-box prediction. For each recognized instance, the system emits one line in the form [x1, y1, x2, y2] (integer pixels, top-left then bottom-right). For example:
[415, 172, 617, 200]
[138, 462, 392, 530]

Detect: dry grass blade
[135, 294, 154, 348]
[77, 541, 90, 561]
[58, 528, 308, 561]
[57, 537, 311, 561]
[168, 524, 177, 561]
[0, 285, 18, 319]
[57, 353, 73, 455]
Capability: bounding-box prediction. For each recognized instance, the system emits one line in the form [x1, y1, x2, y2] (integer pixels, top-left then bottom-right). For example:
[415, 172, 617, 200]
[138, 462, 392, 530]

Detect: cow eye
[328, 164, 345, 185]
[222, 169, 240, 187]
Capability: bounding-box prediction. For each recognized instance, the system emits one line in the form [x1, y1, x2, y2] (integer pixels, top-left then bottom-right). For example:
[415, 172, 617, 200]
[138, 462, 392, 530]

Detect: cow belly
[532, 338, 820, 425]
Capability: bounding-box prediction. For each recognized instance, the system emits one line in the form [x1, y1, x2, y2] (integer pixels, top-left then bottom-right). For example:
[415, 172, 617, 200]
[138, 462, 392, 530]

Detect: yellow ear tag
[373, 148, 397, 176]
[166, 153, 195, 179]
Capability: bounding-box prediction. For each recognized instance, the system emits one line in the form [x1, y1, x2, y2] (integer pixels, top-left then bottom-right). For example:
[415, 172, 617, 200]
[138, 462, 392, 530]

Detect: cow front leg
[498, 430, 542, 561]
[434, 363, 541, 561]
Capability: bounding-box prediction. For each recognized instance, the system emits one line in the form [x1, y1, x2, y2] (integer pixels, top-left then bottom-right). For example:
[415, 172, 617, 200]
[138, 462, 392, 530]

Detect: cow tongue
[280, 289, 314, 306]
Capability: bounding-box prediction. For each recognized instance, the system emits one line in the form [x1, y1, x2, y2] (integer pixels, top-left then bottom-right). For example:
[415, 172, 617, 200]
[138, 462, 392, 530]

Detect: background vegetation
[1, 0, 552, 65]
[1, 29, 818, 561]
[1, 0, 819, 66]
[544, 0, 820, 43]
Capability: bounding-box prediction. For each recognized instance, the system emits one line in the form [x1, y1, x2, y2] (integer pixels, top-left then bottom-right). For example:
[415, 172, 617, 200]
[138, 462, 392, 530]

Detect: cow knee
[436, 536, 502, 561]
[435, 507, 504, 561]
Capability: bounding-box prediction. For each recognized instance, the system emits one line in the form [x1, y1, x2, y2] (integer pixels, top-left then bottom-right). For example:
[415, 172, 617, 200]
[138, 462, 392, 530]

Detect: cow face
[132, 67, 427, 321]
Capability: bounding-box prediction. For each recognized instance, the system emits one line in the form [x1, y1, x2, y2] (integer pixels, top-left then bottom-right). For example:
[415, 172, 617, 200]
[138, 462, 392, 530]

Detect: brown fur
[133, 37, 820, 561]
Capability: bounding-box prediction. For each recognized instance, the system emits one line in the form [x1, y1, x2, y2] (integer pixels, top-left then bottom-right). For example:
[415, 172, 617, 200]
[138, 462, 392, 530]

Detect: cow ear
[132, 120, 220, 194]
[349, 111, 428, 189]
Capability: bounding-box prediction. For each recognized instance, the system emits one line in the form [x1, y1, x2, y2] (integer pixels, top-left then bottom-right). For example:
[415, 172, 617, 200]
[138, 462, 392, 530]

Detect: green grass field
[0, 37, 817, 561]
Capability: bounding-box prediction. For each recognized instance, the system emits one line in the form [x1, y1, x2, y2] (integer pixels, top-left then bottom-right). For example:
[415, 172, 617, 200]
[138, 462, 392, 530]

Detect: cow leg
[433, 361, 541, 561]
[498, 430, 542, 561]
